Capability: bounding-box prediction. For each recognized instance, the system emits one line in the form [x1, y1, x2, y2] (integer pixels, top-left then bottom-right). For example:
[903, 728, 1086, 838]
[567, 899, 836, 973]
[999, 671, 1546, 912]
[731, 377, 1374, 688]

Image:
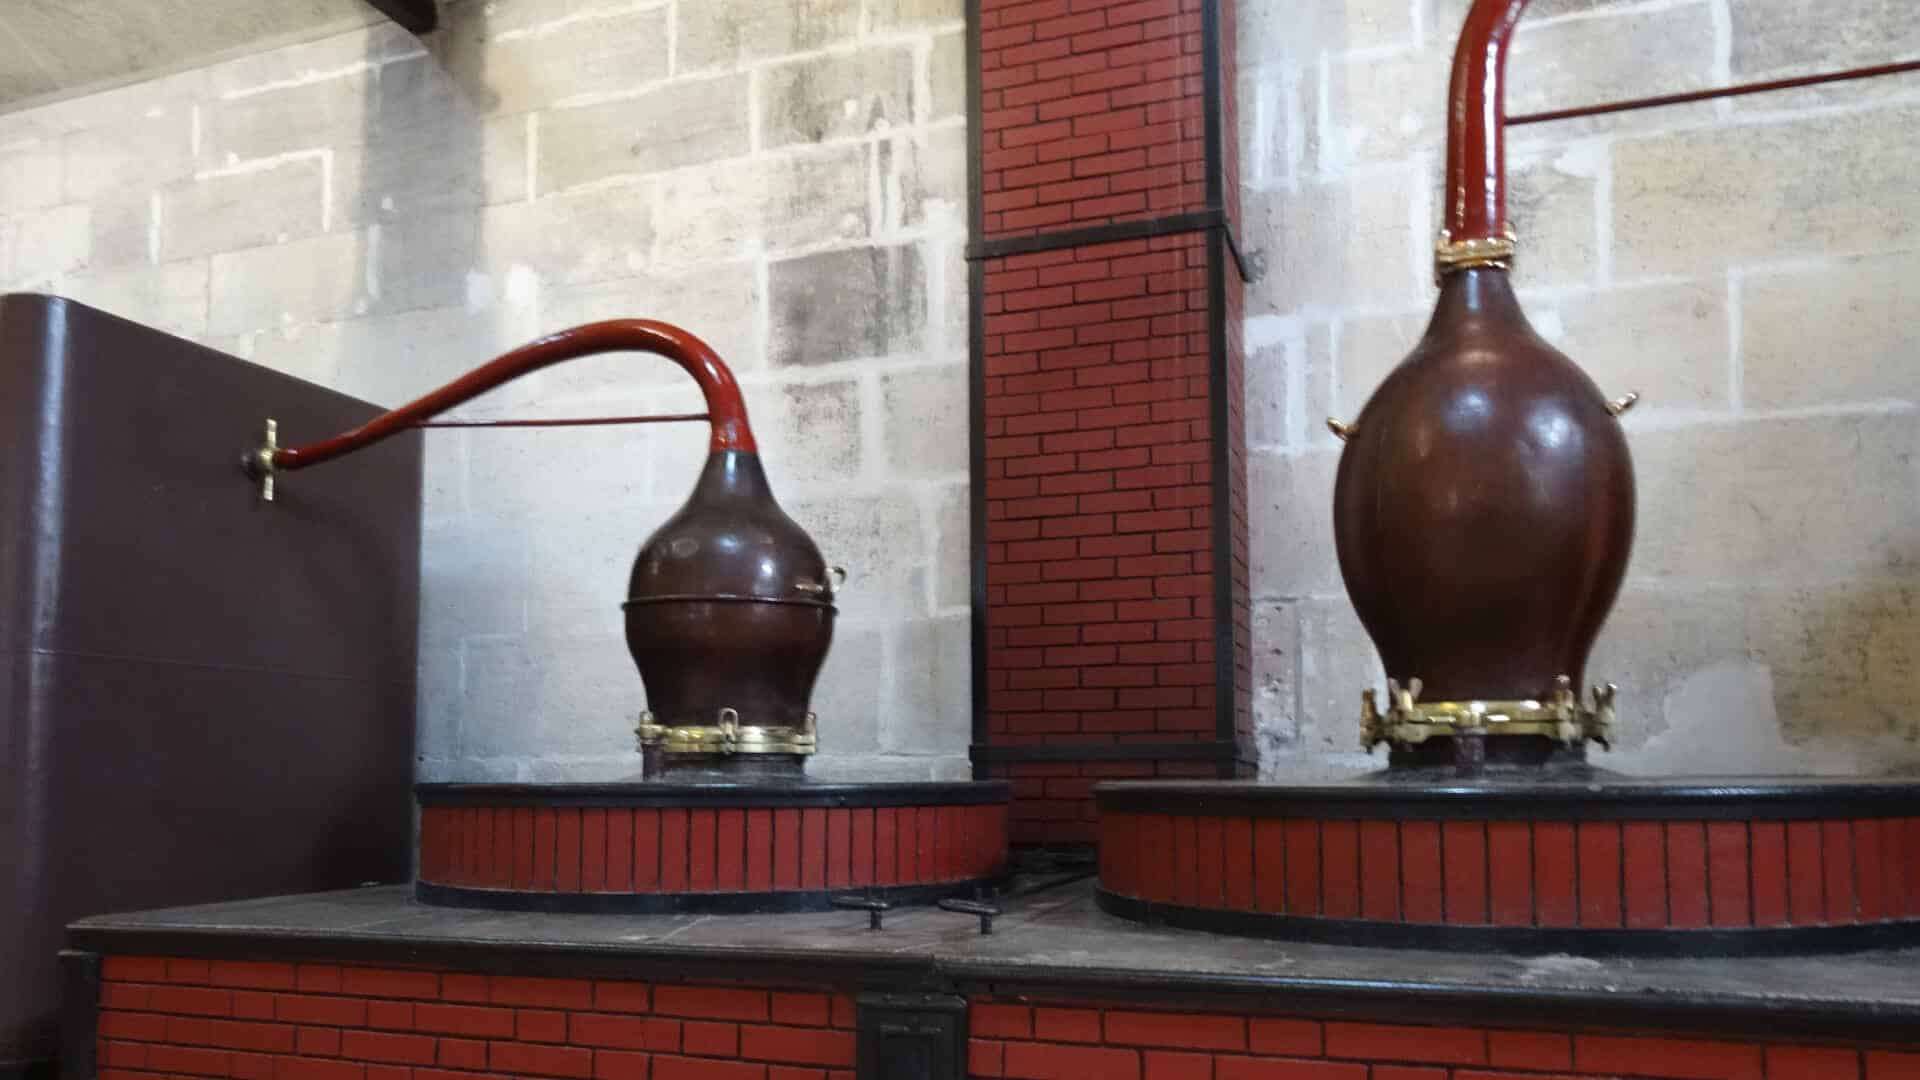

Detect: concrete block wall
[0, 0, 971, 781]
[1239, 0, 1920, 778]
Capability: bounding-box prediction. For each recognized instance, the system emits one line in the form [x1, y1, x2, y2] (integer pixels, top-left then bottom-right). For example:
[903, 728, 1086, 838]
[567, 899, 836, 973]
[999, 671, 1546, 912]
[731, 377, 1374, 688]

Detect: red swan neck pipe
[1445, 0, 1531, 246]
[270, 319, 756, 472]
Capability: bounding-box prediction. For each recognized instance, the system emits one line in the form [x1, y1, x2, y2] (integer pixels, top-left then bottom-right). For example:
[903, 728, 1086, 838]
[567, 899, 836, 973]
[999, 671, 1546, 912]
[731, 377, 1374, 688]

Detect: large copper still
[245, 319, 837, 778]
[1330, 0, 1637, 769]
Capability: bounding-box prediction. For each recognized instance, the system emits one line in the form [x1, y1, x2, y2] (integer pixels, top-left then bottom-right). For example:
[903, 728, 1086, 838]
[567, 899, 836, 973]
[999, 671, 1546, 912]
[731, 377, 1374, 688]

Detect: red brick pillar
[967, 0, 1249, 844]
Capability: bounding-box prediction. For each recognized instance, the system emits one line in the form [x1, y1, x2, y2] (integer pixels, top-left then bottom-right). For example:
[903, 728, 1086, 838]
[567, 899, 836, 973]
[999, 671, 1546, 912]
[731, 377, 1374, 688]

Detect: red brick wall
[1101, 812, 1920, 930]
[967, 1000, 1920, 1080]
[979, 0, 1208, 240]
[979, 232, 1228, 844]
[972, 0, 1249, 841]
[416, 803, 1007, 896]
[96, 957, 854, 1080]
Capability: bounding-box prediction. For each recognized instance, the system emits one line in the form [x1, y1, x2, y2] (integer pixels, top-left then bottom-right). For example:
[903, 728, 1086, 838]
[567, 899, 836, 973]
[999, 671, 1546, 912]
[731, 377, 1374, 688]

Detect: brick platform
[94, 957, 855, 1080]
[63, 884, 1920, 1080]
[1095, 779, 1920, 953]
[413, 784, 1009, 914]
[967, 999, 1920, 1080]
[81, 954, 1920, 1080]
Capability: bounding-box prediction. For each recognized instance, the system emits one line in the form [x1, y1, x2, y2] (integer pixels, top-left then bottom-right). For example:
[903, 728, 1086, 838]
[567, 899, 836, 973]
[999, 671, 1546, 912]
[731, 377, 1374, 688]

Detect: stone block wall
[0, 0, 971, 781]
[1239, 0, 1920, 778]
[5, 0, 1918, 786]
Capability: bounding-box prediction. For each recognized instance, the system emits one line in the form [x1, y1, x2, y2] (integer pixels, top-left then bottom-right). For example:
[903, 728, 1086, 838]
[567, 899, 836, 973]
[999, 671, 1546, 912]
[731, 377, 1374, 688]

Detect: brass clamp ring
[1434, 228, 1518, 282]
[1360, 675, 1616, 750]
[636, 708, 820, 756]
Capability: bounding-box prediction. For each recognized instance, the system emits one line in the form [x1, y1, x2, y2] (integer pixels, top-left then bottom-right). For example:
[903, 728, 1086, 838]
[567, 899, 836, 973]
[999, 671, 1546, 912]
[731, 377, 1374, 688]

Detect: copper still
[1330, 0, 1637, 770]
[244, 319, 837, 779]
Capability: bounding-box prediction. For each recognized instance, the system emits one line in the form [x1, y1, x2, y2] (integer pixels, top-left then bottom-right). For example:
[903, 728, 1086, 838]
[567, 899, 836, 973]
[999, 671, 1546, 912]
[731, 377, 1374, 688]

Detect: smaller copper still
[1329, 0, 1636, 772]
[243, 319, 838, 780]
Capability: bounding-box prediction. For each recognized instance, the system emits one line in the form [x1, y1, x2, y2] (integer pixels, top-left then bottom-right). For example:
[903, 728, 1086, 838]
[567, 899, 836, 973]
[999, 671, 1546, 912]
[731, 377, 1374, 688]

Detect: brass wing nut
[242, 419, 280, 502]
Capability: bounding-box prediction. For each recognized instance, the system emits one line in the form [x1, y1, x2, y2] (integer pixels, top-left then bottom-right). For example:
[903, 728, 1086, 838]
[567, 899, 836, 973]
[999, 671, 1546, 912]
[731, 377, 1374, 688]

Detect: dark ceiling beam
[363, 0, 436, 34]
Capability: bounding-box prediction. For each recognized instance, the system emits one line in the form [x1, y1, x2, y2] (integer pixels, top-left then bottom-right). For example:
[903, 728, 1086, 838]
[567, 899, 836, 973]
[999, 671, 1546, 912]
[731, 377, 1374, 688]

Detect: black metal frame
[55, 951, 96, 1080]
[362, 0, 436, 33]
[416, 877, 1002, 915]
[416, 781, 1011, 810]
[1199, 0, 1247, 777]
[1093, 777, 1920, 820]
[1096, 888, 1920, 958]
[966, 0, 991, 777]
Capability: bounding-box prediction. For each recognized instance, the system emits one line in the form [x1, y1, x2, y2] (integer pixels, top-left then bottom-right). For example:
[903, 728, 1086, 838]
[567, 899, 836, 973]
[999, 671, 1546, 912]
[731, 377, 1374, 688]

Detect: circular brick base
[416, 781, 1010, 913]
[1095, 777, 1920, 954]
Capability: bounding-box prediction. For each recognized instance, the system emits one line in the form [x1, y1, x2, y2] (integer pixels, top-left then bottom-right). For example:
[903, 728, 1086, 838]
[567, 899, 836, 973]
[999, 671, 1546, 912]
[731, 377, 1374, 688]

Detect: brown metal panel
[0, 294, 419, 1072]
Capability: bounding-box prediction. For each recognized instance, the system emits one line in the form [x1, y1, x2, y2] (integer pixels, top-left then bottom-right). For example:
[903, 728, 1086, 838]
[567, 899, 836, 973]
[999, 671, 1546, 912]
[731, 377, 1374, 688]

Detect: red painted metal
[270, 319, 755, 471]
[1444, 0, 1532, 245]
[415, 412, 709, 429]
[1510, 59, 1920, 127]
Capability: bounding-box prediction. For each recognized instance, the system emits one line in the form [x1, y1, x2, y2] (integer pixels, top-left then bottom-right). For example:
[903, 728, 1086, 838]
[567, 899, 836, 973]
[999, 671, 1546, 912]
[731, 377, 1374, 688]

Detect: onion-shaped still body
[1332, 266, 1634, 704]
[626, 450, 835, 738]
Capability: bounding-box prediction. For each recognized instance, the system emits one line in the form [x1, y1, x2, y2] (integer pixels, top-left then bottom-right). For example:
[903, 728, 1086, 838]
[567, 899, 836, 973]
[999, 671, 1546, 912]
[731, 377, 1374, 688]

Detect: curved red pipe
[1444, 0, 1531, 246]
[270, 319, 756, 472]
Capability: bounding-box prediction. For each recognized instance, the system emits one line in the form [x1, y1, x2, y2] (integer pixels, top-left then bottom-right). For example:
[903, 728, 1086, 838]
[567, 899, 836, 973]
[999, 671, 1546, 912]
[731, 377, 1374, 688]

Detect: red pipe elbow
[269, 319, 756, 472]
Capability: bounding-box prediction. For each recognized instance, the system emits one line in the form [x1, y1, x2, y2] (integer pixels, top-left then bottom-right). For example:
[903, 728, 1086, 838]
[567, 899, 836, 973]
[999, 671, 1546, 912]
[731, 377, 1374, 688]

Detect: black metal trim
[966, 211, 1253, 282]
[970, 742, 1235, 763]
[1205, 224, 1235, 777]
[1095, 888, 1920, 958]
[968, 261, 989, 779]
[416, 878, 1000, 915]
[415, 781, 1011, 809]
[968, 211, 1212, 260]
[57, 950, 98, 1080]
[362, 0, 436, 33]
[1200, 0, 1224, 216]
[1092, 778, 1920, 820]
[965, 0, 989, 783]
[65, 911, 1920, 1046]
[857, 993, 968, 1080]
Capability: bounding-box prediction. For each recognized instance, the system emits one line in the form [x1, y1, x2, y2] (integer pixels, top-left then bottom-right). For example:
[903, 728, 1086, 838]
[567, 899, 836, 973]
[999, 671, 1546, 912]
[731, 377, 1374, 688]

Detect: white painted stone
[884, 614, 971, 755]
[537, 74, 750, 192]
[207, 229, 367, 335]
[6, 204, 90, 287]
[677, 0, 861, 71]
[880, 363, 967, 479]
[761, 46, 914, 148]
[60, 258, 210, 338]
[160, 156, 326, 262]
[1613, 108, 1920, 280]
[0, 142, 63, 216]
[1741, 250, 1920, 410]
[1247, 448, 1341, 599]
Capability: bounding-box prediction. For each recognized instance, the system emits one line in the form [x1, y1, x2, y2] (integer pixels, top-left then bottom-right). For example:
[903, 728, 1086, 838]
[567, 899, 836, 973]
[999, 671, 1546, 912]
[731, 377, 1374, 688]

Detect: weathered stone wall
[0, 0, 970, 781]
[1240, 0, 1920, 777]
